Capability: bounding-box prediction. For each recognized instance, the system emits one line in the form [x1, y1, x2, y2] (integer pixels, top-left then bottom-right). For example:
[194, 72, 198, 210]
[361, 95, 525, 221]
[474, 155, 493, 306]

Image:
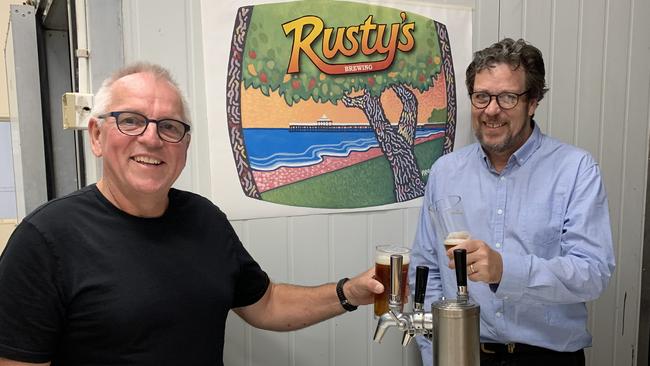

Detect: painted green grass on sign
[260, 138, 444, 208]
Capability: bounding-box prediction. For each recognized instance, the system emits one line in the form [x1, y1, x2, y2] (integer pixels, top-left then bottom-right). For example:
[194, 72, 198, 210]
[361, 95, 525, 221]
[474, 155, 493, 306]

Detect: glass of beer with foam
[374, 245, 410, 317]
[431, 195, 471, 251]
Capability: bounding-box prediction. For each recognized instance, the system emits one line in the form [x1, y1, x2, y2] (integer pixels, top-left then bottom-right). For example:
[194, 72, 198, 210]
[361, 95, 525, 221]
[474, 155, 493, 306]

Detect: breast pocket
[522, 193, 565, 249]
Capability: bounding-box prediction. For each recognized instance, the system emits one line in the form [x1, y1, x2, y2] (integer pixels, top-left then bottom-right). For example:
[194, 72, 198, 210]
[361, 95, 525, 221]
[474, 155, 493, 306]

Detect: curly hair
[465, 38, 549, 101]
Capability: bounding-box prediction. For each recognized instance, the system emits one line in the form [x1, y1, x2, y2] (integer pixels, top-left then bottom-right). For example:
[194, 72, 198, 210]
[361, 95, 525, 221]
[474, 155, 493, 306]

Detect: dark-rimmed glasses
[469, 90, 530, 110]
[98, 111, 190, 143]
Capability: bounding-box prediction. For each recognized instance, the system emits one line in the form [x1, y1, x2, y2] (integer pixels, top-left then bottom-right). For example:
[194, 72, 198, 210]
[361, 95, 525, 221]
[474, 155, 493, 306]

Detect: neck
[96, 179, 169, 218]
[487, 152, 510, 173]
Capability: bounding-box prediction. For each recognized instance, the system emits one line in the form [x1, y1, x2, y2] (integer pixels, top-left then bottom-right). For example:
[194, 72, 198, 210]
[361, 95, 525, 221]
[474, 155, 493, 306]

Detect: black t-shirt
[0, 185, 269, 365]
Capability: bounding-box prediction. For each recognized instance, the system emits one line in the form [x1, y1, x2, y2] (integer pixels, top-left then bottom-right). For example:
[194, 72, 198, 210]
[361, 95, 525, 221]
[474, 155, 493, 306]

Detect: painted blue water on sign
[242, 127, 444, 171]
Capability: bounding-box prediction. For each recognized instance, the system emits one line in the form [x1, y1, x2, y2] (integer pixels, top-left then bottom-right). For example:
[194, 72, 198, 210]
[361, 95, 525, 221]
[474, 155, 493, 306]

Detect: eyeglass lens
[471, 92, 522, 110]
[115, 112, 187, 142]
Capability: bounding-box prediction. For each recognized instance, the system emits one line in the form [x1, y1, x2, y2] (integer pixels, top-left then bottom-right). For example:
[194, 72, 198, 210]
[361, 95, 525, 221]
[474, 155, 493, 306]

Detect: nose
[483, 96, 501, 115]
[138, 121, 164, 146]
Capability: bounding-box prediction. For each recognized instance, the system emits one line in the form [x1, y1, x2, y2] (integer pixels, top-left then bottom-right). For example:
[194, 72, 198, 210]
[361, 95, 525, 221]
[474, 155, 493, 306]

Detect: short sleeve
[227, 225, 269, 308]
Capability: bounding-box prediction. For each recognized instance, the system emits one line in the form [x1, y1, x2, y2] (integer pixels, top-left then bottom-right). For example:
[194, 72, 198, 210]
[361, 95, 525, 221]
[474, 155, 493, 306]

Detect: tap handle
[453, 249, 467, 287]
[401, 331, 414, 347]
[414, 266, 429, 305]
[390, 254, 403, 303]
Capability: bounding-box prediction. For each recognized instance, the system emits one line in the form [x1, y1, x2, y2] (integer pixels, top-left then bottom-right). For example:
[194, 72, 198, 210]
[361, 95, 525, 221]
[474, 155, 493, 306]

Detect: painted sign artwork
[226, 0, 457, 209]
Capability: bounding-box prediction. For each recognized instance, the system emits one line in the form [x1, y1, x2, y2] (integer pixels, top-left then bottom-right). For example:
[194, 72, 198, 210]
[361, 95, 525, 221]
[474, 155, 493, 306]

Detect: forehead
[108, 72, 183, 117]
[474, 63, 526, 92]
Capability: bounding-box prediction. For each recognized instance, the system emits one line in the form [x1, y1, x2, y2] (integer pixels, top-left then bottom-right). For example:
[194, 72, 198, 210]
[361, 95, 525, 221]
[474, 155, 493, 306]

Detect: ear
[185, 133, 191, 150]
[88, 117, 104, 157]
[527, 98, 539, 118]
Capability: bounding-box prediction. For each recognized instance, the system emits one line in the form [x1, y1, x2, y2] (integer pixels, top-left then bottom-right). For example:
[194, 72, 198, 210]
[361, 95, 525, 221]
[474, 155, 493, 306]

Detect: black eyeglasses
[98, 111, 190, 143]
[469, 90, 530, 110]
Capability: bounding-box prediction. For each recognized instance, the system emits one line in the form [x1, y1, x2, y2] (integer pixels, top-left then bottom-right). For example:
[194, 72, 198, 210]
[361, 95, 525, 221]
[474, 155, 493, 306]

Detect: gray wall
[112, 0, 649, 365]
[0, 121, 16, 219]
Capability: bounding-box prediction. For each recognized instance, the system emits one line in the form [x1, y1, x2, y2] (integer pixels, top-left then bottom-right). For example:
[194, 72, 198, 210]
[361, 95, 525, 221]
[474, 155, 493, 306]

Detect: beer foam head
[444, 231, 470, 247]
[375, 246, 410, 265]
[447, 231, 470, 240]
[444, 238, 466, 246]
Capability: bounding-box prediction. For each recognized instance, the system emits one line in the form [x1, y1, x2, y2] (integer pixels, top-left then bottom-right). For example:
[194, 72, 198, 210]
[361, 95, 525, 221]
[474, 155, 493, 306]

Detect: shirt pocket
[522, 193, 565, 248]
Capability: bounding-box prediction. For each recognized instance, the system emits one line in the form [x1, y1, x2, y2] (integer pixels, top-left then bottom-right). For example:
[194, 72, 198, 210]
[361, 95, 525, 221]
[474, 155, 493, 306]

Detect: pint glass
[431, 195, 471, 250]
[374, 245, 410, 317]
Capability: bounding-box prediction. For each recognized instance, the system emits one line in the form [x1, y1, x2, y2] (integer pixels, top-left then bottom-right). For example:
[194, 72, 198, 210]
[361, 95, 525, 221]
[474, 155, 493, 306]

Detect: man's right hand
[446, 239, 503, 284]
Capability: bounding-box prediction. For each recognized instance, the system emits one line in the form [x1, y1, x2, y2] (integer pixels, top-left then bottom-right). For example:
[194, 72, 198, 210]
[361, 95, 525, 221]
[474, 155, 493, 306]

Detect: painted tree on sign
[241, 1, 444, 202]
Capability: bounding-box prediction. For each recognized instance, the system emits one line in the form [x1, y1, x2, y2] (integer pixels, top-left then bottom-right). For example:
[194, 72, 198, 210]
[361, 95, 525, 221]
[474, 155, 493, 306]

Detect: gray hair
[465, 38, 549, 101]
[92, 62, 191, 125]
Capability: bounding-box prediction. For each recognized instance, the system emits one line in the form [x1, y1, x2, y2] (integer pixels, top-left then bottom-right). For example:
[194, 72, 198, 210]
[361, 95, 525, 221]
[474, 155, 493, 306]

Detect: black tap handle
[414, 266, 429, 304]
[453, 249, 467, 287]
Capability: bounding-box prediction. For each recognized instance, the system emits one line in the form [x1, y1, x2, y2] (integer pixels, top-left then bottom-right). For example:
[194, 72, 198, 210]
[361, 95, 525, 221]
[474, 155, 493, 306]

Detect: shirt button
[496, 312, 502, 318]
[497, 209, 503, 215]
[495, 242, 502, 248]
[500, 176, 506, 181]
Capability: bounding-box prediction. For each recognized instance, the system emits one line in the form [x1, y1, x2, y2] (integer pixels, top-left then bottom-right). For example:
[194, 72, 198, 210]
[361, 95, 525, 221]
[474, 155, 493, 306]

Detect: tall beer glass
[431, 195, 471, 250]
[374, 245, 410, 317]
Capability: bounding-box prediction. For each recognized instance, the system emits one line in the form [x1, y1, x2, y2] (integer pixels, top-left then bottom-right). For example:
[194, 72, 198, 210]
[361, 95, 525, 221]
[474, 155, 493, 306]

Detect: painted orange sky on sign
[241, 72, 447, 128]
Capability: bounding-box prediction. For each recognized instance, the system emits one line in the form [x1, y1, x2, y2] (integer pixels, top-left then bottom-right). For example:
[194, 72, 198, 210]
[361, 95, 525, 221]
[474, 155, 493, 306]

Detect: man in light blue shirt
[409, 38, 614, 366]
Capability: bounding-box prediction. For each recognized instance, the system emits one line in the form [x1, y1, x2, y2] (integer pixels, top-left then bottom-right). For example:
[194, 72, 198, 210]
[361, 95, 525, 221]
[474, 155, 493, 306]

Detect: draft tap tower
[373, 249, 480, 366]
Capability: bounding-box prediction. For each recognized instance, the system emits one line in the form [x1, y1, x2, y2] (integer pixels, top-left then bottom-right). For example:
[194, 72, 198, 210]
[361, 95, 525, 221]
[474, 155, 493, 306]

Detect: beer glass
[431, 195, 471, 250]
[374, 245, 410, 317]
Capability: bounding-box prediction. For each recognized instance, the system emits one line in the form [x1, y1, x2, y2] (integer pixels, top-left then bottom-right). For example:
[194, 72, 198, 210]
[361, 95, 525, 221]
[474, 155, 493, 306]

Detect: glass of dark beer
[374, 245, 410, 317]
[431, 195, 471, 251]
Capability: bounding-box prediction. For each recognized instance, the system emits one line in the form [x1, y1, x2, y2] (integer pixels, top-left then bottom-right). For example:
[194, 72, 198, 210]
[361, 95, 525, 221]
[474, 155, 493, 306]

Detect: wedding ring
[470, 264, 476, 274]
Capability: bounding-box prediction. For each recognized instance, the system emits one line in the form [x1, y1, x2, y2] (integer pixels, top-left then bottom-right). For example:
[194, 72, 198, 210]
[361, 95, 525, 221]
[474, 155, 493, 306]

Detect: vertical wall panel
[600, 0, 632, 363]
[517, 0, 553, 132]
[499, 0, 524, 40]
[331, 213, 372, 366]
[473, 0, 499, 50]
[575, 0, 606, 158]
[630, 0, 650, 362]
[547, 1, 580, 141]
[291, 215, 331, 366]
[574, 2, 610, 362]
[617, 0, 650, 363]
[247, 218, 291, 366]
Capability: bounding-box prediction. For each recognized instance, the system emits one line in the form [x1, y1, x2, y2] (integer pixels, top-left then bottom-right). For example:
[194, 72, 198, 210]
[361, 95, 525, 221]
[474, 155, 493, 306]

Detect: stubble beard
[474, 122, 528, 156]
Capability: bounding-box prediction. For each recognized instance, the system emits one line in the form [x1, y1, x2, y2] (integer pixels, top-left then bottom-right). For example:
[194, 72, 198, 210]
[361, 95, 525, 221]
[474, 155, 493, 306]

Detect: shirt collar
[511, 120, 542, 166]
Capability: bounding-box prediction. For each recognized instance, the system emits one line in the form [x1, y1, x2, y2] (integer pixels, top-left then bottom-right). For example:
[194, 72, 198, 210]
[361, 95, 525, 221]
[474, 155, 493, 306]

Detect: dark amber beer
[374, 246, 410, 317]
[444, 231, 470, 251]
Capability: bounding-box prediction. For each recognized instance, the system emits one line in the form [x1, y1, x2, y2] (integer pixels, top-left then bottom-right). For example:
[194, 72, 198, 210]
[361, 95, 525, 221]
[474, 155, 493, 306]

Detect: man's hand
[342, 267, 384, 306]
[447, 239, 503, 284]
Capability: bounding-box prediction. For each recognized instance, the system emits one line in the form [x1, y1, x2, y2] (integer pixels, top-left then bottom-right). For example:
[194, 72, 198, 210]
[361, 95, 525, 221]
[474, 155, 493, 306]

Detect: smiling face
[88, 72, 190, 215]
[471, 63, 538, 164]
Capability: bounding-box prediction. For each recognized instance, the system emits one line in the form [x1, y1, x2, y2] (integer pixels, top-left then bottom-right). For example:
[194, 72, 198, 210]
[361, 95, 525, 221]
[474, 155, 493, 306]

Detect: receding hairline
[91, 62, 191, 124]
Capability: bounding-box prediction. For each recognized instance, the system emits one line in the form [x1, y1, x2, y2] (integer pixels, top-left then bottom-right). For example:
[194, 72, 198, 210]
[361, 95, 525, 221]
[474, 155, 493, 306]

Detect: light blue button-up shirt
[409, 124, 615, 365]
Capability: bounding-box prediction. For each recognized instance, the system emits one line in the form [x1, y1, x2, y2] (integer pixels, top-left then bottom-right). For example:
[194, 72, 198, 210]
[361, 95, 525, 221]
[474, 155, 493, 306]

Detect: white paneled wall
[117, 0, 649, 365]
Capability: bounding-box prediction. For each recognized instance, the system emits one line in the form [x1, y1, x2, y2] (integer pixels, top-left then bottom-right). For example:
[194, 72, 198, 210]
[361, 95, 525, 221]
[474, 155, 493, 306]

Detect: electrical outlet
[62, 92, 94, 129]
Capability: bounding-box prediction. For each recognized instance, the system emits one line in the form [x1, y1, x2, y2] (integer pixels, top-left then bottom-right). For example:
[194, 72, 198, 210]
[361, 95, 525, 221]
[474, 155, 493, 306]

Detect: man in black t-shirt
[0, 63, 383, 366]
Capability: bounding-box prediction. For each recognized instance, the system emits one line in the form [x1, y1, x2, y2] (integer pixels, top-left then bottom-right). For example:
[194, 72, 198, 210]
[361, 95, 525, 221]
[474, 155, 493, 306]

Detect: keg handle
[414, 265, 429, 312]
[453, 249, 469, 303]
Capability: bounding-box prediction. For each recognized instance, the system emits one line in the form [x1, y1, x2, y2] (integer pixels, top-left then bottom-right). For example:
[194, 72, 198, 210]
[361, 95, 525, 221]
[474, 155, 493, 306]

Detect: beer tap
[373, 255, 433, 345]
[373, 249, 481, 366]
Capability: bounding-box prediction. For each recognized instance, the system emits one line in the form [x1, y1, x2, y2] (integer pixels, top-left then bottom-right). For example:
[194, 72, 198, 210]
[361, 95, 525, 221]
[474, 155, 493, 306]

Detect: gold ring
[470, 264, 476, 274]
